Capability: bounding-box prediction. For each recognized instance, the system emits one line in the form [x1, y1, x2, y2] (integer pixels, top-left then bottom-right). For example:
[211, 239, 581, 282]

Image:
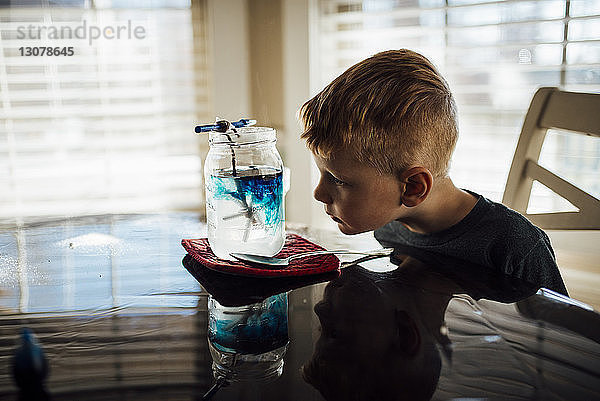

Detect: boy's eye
[328, 173, 346, 186]
[332, 177, 345, 186]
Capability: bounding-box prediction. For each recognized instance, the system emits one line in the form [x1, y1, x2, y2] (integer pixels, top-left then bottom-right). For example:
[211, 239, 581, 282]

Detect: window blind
[0, 1, 211, 221]
[314, 0, 600, 212]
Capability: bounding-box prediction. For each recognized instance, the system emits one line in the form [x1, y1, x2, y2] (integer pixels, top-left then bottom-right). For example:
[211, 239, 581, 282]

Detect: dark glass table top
[0, 213, 599, 401]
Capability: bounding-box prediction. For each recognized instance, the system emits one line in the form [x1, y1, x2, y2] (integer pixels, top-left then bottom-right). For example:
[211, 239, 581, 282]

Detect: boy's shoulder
[470, 195, 555, 267]
[471, 193, 550, 244]
[375, 191, 549, 248]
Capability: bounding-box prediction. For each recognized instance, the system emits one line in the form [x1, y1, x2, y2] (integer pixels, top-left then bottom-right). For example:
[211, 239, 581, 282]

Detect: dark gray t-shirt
[374, 191, 568, 296]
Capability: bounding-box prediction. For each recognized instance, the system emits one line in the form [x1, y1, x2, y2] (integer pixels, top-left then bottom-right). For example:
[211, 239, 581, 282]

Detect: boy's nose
[313, 181, 332, 205]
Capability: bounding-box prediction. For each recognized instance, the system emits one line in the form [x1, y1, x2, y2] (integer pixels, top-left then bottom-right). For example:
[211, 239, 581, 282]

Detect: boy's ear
[399, 167, 433, 207]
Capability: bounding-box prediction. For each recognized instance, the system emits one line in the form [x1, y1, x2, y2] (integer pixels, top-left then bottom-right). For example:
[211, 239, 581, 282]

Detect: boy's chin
[336, 223, 368, 235]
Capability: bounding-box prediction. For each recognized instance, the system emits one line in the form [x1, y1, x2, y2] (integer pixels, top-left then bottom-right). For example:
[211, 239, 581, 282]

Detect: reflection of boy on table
[302, 262, 455, 401]
[300, 49, 567, 295]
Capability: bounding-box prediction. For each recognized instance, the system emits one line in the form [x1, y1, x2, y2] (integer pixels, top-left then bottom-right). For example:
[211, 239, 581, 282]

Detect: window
[0, 0, 210, 222]
[313, 0, 600, 211]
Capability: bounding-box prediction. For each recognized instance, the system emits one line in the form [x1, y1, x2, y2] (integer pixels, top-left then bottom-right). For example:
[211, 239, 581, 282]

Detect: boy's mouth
[327, 213, 343, 224]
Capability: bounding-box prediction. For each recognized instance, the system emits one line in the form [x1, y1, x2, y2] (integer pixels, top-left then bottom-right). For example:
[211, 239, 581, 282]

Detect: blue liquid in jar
[206, 166, 284, 260]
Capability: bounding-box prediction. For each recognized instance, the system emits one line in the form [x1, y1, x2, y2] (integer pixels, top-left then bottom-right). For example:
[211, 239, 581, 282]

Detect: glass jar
[207, 293, 289, 382]
[204, 126, 285, 260]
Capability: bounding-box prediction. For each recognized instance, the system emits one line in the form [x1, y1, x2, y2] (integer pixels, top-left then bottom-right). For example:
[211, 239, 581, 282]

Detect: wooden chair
[502, 87, 600, 230]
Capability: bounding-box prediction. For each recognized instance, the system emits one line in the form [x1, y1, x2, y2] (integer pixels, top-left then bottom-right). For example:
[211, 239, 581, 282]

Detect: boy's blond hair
[301, 49, 458, 178]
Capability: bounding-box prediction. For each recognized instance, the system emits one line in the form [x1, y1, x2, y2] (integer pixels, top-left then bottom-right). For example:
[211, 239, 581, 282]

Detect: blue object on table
[195, 118, 257, 133]
[12, 328, 49, 397]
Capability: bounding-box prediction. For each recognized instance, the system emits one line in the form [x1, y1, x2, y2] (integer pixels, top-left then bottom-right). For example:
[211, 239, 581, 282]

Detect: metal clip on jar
[200, 120, 285, 260]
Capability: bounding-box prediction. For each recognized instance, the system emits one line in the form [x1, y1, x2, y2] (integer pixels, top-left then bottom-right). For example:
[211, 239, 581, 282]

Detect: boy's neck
[398, 178, 478, 234]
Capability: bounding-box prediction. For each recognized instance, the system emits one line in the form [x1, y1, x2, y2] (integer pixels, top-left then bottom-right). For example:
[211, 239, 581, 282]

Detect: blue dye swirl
[209, 168, 283, 226]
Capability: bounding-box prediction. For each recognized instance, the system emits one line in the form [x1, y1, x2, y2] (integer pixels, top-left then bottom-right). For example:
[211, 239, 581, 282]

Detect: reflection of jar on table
[208, 293, 289, 382]
[204, 126, 285, 260]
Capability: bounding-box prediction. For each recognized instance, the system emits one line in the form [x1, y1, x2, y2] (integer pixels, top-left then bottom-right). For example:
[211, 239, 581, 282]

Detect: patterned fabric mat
[181, 233, 340, 278]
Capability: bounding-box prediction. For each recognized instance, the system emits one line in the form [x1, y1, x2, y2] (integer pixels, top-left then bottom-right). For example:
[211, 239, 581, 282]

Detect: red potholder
[181, 234, 340, 278]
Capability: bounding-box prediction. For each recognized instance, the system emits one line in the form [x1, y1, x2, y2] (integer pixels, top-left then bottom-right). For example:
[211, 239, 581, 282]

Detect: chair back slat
[539, 90, 600, 137]
[502, 87, 600, 230]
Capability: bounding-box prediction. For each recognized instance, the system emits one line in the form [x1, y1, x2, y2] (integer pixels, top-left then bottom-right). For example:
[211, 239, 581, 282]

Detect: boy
[300, 49, 568, 296]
